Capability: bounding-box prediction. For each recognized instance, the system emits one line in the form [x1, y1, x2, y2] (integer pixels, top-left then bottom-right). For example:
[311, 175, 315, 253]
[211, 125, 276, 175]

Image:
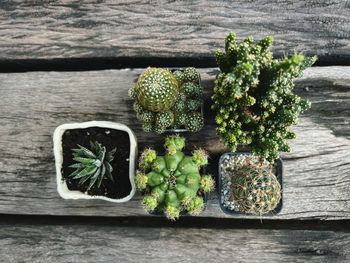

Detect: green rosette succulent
[135, 135, 215, 220]
[231, 161, 281, 215]
[212, 32, 317, 162]
[68, 141, 116, 190]
[130, 67, 204, 134]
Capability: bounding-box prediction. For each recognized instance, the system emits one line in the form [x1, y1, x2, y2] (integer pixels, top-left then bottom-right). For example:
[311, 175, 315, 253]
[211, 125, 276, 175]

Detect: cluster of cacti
[231, 159, 281, 215]
[212, 32, 317, 162]
[134, 135, 215, 220]
[68, 141, 116, 190]
[129, 67, 204, 134]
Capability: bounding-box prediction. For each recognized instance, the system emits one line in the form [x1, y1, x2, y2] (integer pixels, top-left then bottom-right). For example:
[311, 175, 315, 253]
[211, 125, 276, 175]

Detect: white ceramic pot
[53, 121, 137, 203]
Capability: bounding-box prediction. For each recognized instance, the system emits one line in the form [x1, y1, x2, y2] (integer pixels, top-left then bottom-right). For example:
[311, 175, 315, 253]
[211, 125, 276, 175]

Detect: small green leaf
[95, 141, 103, 154]
[90, 141, 98, 153]
[106, 148, 116, 162]
[78, 144, 97, 158]
[98, 146, 106, 162]
[87, 170, 100, 190]
[72, 148, 84, 155]
[104, 161, 114, 182]
[79, 173, 93, 184]
[100, 163, 106, 177]
[73, 157, 95, 164]
[68, 169, 81, 177]
[69, 163, 85, 169]
[97, 167, 104, 188]
[73, 166, 97, 179]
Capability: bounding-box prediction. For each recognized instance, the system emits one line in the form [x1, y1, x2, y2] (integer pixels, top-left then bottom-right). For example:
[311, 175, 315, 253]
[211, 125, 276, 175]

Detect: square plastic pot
[53, 121, 137, 203]
[218, 152, 283, 216]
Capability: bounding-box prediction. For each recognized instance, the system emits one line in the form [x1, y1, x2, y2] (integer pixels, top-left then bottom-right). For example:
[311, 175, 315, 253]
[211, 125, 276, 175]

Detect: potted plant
[53, 121, 137, 203]
[212, 32, 316, 215]
[219, 152, 283, 215]
[212, 32, 317, 162]
[134, 135, 215, 220]
[129, 67, 204, 134]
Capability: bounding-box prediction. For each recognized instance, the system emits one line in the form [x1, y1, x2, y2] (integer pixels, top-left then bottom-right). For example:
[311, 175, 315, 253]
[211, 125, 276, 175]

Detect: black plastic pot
[218, 152, 283, 216]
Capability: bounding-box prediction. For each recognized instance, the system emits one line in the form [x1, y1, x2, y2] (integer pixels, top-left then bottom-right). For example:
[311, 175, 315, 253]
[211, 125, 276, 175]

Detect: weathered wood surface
[0, 1, 349, 62]
[1, 224, 350, 263]
[0, 67, 349, 219]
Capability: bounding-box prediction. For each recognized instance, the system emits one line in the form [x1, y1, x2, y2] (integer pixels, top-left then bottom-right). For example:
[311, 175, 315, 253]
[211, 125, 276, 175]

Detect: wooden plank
[0, 67, 349, 219]
[0, 224, 349, 262]
[0, 1, 349, 62]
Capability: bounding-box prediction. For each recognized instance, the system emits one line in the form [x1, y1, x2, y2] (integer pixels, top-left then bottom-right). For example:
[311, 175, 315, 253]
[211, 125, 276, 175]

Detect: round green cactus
[186, 99, 201, 112]
[231, 162, 281, 215]
[185, 112, 204, 132]
[155, 111, 174, 129]
[142, 122, 153, 132]
[184, 67, 200, 83]
[135, 68, 179, 112]
[174, 112, 187, 127]
[135, 136, 214, 220]
[173, 70, 184, 84]
[133, 101, 145, 114]
[173, 100, 186, 112]
[140, 110, 155, 123]
[182, 82, 198, 98]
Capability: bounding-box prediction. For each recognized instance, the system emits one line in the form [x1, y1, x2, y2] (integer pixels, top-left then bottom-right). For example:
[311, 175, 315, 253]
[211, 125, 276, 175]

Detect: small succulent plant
[68, 141, 116, 190]
[129, 67, 204, 134]
[231, 159, 281, 215]
[212, 32, 317, 162]
[134, 135, 215, 220]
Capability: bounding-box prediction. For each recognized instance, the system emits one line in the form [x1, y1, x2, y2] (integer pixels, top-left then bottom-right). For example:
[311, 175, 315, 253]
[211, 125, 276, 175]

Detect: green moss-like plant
[68, 141, 116, 190]
[212, 32, 316, 162]
[231, 160, 281, 215]
[130, 67, 204, 134]
[135, 135, 215, 220]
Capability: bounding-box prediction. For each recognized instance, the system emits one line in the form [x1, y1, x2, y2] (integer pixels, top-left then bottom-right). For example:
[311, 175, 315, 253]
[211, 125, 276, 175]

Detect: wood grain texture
[1, 224, 350, 263]
[0, 1, 349, 61]
[0, 67, 349, 219]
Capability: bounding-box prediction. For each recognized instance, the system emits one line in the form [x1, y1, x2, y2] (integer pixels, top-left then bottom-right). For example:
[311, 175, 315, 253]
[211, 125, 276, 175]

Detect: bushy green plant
[134, 135, 215, 220]
[129, 67, 204, 134]
[212, 32, 317, 162]
[231, 160, 281, 215]
[68, 141, 116, 190]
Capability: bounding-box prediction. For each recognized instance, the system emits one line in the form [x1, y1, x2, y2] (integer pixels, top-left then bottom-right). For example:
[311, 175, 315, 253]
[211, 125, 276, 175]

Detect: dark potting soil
[61, 127, 131, 199]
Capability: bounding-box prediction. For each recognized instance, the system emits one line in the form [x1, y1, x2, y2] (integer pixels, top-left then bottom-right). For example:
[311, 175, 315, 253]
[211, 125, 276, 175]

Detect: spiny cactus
[184, 67, 200, 83]
[212, 32, 316, 162]
[68, 141, 116, 190]
[185, 112, 204, 132]
[135, 67, 178, 112]
[155, 111, 175, 132]
[130, 67, 204, 133]
[231, 160, 281, 215]
[134, 135, 215, 220]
